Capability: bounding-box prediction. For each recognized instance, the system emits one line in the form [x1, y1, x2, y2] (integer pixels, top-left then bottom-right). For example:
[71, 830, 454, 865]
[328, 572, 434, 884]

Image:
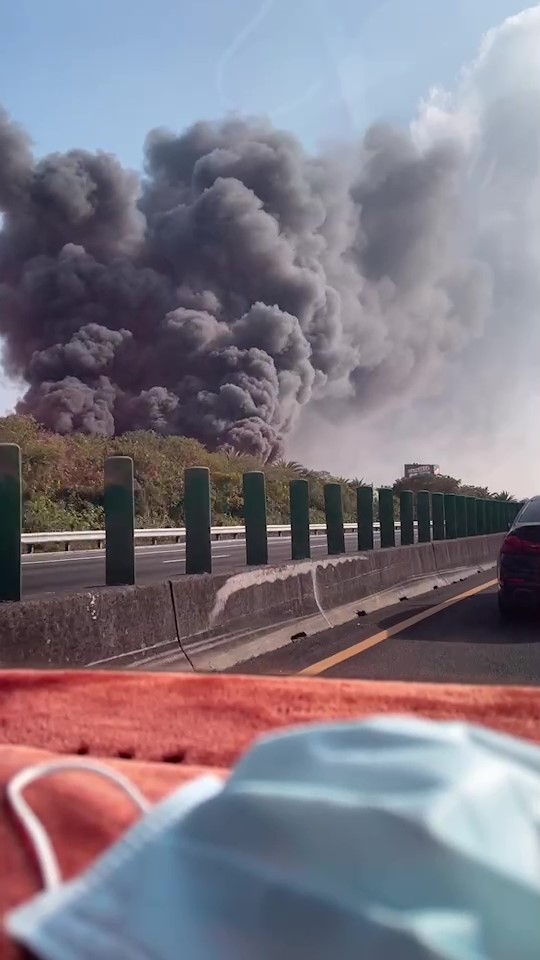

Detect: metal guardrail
[21, 522, 426, 552]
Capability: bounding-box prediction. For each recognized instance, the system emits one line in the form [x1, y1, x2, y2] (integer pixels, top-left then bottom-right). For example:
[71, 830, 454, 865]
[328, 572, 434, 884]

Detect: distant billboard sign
[404, 464, 439, 479]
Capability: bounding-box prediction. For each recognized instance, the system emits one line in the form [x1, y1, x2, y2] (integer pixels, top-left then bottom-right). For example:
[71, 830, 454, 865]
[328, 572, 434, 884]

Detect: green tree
[492, 490, 516, 501]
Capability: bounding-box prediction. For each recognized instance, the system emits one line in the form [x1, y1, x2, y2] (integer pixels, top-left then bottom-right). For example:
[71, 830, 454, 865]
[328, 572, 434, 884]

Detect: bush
[0, 415, 363, 531]
[23, 495, 105, 532]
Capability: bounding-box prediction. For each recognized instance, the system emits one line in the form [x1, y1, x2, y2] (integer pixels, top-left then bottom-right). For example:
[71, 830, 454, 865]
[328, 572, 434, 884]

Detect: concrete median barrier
[171, 566, 317, 641]
[0, 534, 504, 671]
[0, 582, 185, 670]
[315, 542, 437, 610]
[432, 534, 503, 574]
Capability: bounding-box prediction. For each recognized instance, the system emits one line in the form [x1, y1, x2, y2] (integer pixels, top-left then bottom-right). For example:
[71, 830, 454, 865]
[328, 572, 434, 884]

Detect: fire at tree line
[0, 416, 516, 536]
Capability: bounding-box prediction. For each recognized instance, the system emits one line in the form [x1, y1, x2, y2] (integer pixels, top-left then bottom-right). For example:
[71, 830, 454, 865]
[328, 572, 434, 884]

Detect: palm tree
[493, 490, 516, 501]
[272, 459, 305, 474]
[221, 448, 243, 460]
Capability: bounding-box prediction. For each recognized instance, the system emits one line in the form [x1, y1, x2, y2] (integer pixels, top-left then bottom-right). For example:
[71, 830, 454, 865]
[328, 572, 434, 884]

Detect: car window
[516, 500, 540, 524]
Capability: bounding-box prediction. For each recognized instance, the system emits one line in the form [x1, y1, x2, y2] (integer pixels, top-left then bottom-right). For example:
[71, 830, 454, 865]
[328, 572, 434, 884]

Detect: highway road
[235, 572, 540, 687]
[21, 530, 401, 599]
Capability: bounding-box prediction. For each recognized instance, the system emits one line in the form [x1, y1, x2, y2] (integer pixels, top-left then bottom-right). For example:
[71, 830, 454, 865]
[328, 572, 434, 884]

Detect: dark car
[498, 496, 540, 617]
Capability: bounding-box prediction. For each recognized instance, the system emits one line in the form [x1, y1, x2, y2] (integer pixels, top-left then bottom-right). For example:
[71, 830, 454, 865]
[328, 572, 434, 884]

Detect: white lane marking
[162, 552, 231, 563]
[24, 549, 185, 565]
[23, 555, 103, 565]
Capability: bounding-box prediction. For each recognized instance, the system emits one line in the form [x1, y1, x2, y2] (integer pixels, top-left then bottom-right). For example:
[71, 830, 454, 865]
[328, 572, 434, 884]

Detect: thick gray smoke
[290, 5, 540, 493]
[0, 59, 501, 457]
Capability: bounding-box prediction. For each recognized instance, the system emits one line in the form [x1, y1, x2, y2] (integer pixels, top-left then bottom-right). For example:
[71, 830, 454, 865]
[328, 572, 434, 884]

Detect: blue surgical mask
[5, 716, 540, 960]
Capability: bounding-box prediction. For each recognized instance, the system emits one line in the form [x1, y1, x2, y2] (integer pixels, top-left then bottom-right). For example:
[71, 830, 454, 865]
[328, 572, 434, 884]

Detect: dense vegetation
[0, 416, 515, 533]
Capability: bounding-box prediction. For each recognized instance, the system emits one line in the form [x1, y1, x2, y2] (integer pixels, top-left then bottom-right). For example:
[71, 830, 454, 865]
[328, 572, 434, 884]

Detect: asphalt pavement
[234, 572, 540, 686]
[21, 531, 395, 599]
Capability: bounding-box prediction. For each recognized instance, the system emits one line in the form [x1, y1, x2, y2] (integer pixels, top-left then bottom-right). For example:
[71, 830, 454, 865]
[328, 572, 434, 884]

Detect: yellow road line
[298, 578, 497, 677]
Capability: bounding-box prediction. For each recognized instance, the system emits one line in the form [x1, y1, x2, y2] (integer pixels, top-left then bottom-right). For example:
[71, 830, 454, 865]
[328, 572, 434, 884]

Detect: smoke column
[290, 5, 540, 491]
[0, 6, 538, 465]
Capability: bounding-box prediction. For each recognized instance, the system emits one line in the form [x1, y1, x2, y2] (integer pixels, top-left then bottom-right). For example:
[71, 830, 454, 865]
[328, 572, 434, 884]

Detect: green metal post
[105, 456, 135, 586]
[357, 486, 374, 550]
[400, 490, 414, 546]
[378, 488, 395, 548]
[432, 493, 445, 541]
[444, 494, 457, 539]
[416, 491, 431, 543]
[243, 472, 268, 566]
[0, 443, 22, 602]
[476, 498, 486, 535]
[485, 499, 493, 535]
[290, 479, 310, 560]
[466, 497, 477, 537]
[324, 483, 345, 555]
[456, 495, 468, 538]
[184, 467, 212, 575]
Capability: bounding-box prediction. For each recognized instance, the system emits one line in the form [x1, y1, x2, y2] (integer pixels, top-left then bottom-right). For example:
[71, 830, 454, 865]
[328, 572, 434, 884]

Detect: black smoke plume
[0, 104, 490, 458]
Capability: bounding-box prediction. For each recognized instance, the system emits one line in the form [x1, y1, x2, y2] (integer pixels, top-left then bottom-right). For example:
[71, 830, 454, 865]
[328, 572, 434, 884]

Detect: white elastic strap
[6, 759, 151, 892]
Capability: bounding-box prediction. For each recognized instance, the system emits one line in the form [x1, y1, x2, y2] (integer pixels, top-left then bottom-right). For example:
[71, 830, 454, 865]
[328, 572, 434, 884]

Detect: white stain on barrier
[87, 593, 98, 622]
[208, 554, 369, 628]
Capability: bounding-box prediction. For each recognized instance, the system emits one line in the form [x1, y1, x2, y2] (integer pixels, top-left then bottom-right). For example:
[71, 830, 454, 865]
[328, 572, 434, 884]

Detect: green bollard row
[0, 441, 523, 602]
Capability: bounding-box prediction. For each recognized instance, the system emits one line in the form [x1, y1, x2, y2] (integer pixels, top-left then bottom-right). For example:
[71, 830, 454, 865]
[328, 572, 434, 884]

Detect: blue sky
[0, 0, 529, 166]
[0, 0, 532, 423]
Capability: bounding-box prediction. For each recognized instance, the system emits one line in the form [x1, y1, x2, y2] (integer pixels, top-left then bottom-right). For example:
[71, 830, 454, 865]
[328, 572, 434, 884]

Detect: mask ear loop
[6, 759, 151, 893]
